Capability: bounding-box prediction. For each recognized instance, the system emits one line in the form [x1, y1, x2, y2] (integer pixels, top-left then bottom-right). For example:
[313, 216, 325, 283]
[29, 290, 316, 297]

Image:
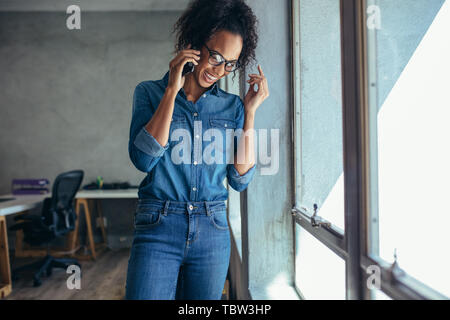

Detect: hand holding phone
[182, 61, 195, 77]
[167, 44, 200, 93]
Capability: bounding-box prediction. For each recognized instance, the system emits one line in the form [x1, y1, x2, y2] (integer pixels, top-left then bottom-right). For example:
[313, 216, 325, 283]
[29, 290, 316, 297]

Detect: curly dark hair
[172, 0, 259, 78]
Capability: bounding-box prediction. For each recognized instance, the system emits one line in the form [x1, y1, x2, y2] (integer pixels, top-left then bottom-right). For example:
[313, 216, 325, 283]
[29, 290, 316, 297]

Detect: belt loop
[163, 200, 170, 216]
[204, 201, 211, 216]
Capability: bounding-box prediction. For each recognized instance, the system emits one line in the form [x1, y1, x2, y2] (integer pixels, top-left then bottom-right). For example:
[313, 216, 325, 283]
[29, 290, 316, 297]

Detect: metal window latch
[311, 203, 331, 228]
[387, 248, 405, 283]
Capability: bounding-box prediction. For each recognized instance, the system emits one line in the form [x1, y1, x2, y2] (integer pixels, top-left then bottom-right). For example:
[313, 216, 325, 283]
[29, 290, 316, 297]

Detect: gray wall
[0, 11, 181, 249]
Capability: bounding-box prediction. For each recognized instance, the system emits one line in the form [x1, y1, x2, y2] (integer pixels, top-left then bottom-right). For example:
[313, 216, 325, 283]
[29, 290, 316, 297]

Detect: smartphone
[182, 45, 199, 77]
[182, 62, 194, 77]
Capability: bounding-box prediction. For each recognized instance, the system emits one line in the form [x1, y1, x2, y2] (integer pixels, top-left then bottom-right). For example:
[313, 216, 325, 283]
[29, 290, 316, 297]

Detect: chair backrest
[44, 170, 84, 237]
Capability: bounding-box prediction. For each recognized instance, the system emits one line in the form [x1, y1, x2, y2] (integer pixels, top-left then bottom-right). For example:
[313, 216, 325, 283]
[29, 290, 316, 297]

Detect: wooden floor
[5, 248, 130, 300]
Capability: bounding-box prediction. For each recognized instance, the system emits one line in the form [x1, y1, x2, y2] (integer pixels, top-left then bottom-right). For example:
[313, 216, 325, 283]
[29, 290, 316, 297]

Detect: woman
[125, 0, 269, 300]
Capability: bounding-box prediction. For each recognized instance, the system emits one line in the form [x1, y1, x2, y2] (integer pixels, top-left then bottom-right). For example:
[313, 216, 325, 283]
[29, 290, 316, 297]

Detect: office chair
[9, 170, 84, 287]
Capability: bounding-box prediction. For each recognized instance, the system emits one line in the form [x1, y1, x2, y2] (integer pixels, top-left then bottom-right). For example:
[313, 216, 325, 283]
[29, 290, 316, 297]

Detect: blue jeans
[125, 199, 231, 300]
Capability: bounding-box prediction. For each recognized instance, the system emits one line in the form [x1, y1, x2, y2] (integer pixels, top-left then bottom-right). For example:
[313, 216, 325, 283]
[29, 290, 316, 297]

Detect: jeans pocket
[134, 208, 163, 230]
[209, 210, 229, 231]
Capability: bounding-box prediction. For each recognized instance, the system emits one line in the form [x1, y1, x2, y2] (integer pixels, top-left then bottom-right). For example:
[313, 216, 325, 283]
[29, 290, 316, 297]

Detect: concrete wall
[0, 0, 190, 12]
[0, 11, 181, 249]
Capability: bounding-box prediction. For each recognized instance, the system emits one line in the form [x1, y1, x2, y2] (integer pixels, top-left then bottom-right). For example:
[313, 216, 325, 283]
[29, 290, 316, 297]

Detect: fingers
[171, 43, 201, 68]
[249, 65, 264, 77]
[177, 53, 201, 63]
[247, 66, 268, 96]
[178, 57, 199, 69]
[258, 64, 264, 76]
[246, 78, 261, 85]
[246, 72, 269, 98]
[246, 75, 264, 84]
[185, 44, 201, 55]
[170, 53, 200, 69]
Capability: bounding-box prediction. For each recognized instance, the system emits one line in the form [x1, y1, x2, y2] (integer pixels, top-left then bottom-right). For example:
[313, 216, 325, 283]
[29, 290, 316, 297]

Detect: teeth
[205, 72, 217, 81]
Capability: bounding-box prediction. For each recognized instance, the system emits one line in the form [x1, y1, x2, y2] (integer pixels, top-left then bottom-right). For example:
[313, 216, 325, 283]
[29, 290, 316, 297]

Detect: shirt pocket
[209, 118, 237, 130]
[207, 118, 238, 164]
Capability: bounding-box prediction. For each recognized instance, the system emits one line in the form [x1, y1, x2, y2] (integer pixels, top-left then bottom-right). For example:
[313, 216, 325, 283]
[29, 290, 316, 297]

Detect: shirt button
[193, 161, 198, 165]
[224, 123, 228, 127]
[193, 112, 198, 117]
[203, 94, 207, 98]
[195, 134, 200, 139]
[189, 205, 193, 210]
[193, 187, 197, 191]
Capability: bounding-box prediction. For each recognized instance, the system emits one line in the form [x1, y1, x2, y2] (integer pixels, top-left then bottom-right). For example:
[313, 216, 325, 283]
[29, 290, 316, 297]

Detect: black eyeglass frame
[204, 44, 240, 72]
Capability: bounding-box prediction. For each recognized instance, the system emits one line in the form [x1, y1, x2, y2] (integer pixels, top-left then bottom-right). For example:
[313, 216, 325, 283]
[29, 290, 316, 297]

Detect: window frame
[291, 0, 348, 299]
[291, 0, 448, 300]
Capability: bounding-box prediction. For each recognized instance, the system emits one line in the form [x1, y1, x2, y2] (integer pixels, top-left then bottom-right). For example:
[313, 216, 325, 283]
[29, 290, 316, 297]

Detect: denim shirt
[129, 70, 256, 201]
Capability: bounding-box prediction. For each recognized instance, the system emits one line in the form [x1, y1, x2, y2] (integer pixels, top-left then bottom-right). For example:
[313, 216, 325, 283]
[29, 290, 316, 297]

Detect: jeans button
[189, 204, 193, 210]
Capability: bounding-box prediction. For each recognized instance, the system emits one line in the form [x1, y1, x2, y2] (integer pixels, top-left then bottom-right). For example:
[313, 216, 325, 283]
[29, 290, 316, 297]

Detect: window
[295, 0, 345, 231]
[295, 224, 346, 299]
[292, 0, 347, 299]
[293, 0, 449, 300]
[365, 0, 450, 298]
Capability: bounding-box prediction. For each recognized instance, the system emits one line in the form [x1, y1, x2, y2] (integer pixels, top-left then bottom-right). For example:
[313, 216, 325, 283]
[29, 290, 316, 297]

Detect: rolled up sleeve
[128, 82, 169, 173]
[227, 163, 256, 192]
[134, 126, 169, 158]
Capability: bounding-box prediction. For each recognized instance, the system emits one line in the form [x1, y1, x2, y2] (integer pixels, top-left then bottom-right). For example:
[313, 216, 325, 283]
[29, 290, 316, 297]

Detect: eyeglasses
[204, 44, 240, 72]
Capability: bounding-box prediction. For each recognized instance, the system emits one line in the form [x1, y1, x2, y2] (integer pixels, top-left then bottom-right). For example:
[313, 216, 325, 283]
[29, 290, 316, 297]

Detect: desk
[68, 189, 138, 261]
[0, 189, 138, 298]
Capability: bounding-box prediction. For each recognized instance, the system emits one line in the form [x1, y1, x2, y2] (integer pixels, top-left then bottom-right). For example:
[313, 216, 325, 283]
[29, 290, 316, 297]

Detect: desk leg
[0, 216, 12, 299]
[76, 199, 97, 260]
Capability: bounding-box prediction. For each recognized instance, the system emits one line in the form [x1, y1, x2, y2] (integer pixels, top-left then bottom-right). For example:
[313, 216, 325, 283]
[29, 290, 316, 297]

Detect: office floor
[5, 248, 129, 300]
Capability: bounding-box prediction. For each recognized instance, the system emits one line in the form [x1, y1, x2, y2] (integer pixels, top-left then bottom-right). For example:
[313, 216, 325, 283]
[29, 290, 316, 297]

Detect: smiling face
[193, 30, 243, 88]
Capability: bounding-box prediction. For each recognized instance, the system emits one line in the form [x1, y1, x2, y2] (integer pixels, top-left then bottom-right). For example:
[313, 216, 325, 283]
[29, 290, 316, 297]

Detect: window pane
[366, 0, 450, 298]
[294, 224, 346, 299]
[297, 0, 344, 230]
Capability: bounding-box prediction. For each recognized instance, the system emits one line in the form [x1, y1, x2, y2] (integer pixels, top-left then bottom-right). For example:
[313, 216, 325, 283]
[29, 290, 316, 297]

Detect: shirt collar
[162, 70, 220, 97]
